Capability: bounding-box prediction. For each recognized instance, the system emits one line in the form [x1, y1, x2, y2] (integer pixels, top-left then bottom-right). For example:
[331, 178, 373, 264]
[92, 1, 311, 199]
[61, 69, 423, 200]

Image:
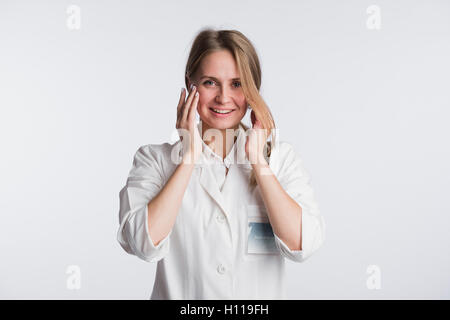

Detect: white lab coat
[117, 121, 325, 299]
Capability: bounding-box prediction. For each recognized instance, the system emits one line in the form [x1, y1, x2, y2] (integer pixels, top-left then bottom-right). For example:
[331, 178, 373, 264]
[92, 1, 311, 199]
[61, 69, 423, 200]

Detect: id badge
[246, 206, 278, 255]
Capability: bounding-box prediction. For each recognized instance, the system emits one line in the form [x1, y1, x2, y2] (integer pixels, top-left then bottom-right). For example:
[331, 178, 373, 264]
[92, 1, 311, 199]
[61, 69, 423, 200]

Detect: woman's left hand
[245, 109, 268, 165]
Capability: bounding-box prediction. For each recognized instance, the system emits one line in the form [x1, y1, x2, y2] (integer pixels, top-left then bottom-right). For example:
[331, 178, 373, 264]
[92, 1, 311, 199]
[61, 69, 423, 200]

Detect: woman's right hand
[176, 85, 203, 164]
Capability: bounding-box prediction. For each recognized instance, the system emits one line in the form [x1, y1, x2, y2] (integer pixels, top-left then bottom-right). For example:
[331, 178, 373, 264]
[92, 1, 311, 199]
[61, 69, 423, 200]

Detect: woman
[117, 28, 325, 300]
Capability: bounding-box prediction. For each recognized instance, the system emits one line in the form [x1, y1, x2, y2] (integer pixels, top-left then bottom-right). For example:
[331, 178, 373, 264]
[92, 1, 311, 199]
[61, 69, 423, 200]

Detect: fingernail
[181, 88, 184, 93]
[195, 92, 199, 97]
[192, 85, 196, 91]
[190, 84, 193, 90]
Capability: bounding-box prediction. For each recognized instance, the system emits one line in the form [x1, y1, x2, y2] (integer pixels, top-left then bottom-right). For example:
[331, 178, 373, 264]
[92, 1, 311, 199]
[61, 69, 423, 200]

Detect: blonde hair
[184, 28, 277, 187]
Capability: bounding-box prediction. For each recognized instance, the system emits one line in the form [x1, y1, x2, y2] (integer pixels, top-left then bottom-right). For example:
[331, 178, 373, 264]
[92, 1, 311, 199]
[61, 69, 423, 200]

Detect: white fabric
[117, 120, 325, 299]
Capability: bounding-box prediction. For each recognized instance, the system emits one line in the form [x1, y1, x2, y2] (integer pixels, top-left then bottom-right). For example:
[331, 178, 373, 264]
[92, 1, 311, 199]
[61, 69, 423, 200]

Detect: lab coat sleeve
[273, 142, 325, 263]
[117, 144, 172, 263]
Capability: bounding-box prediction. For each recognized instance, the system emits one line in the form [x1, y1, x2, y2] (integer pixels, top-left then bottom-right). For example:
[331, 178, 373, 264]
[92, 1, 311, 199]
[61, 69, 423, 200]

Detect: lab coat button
[216, 214, 226, 223]
[217, 264, 226, 274]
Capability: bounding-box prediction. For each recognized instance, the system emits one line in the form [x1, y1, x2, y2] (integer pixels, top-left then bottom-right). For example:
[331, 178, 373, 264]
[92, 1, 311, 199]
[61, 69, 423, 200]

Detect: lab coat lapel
[196, 121, 253, 217]
[198, 164, 230, 217]
[220, 126, 253, 196]
[195, 120, 230, 218]
[197, 152, 261, 214]
[173, 138, 230, 219]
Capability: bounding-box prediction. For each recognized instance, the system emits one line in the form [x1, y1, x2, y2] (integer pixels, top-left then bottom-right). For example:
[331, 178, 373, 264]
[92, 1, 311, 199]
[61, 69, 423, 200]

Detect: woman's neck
[200, 121, 239, 160]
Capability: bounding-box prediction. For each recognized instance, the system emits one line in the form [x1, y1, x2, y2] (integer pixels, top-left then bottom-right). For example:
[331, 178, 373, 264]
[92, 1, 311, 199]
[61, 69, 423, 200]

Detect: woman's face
[189, 50, 248, 131]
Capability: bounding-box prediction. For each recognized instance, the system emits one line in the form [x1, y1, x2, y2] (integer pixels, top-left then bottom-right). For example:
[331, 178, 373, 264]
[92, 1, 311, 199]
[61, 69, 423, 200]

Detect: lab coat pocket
[245, 205, 279, 256]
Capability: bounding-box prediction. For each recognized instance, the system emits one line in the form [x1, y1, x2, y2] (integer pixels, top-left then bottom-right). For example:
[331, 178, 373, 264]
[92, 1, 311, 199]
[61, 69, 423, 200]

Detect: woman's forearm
[147, 155, 195, 246]
[252, 159, 303, 251]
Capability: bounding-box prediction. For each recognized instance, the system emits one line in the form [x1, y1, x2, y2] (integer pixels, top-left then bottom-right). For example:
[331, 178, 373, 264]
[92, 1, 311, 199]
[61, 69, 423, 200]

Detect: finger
[176, 88, 186, 127]
[182, 85, 197, 123]
[188, 91, 200, 125]
[177, 88, 186, 117]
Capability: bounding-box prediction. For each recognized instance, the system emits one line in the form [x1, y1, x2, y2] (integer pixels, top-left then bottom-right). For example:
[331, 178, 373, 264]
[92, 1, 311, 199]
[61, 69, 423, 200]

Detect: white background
[1, 0, 449, 299]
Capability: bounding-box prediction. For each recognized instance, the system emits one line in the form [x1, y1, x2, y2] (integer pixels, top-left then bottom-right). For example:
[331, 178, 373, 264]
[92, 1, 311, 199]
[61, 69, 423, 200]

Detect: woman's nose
[215, 86, 232, 104]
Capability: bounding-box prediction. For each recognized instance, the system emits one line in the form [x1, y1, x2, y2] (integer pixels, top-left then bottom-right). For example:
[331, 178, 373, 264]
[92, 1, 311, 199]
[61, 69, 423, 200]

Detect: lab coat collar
[174, 120, 252, 170]
[195, 120, 252, 170]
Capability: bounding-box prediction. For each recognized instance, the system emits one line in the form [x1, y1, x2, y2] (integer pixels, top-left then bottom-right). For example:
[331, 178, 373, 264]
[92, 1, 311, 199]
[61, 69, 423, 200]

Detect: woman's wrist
[249, 154, 268, 167]
[181, 152, 199, 166]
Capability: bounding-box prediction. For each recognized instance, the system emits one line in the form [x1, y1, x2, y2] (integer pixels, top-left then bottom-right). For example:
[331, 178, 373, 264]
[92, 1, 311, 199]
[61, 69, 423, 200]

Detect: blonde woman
[117, 28, 325, 300]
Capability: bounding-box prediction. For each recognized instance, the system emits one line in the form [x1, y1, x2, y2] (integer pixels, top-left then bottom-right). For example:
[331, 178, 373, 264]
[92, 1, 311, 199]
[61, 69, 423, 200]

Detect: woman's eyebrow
[199, 76, 241, 81]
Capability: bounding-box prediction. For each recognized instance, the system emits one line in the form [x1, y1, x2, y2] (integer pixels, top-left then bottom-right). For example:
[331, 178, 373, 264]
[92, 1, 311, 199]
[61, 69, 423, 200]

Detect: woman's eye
[203, 80, 214, 86]
[233, 81, 241, 88]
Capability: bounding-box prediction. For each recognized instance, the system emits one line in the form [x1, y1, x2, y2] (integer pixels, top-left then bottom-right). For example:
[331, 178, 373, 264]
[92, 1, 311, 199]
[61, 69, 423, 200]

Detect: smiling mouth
[209, 108, 235, 115]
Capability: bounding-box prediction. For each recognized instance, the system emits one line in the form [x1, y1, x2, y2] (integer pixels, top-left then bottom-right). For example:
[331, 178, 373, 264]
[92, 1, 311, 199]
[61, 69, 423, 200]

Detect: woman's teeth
[211, 108, 233, 114]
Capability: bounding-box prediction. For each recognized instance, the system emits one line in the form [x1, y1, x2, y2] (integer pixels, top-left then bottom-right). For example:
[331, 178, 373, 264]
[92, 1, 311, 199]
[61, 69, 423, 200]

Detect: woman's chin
[201, 117, 241, 130]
